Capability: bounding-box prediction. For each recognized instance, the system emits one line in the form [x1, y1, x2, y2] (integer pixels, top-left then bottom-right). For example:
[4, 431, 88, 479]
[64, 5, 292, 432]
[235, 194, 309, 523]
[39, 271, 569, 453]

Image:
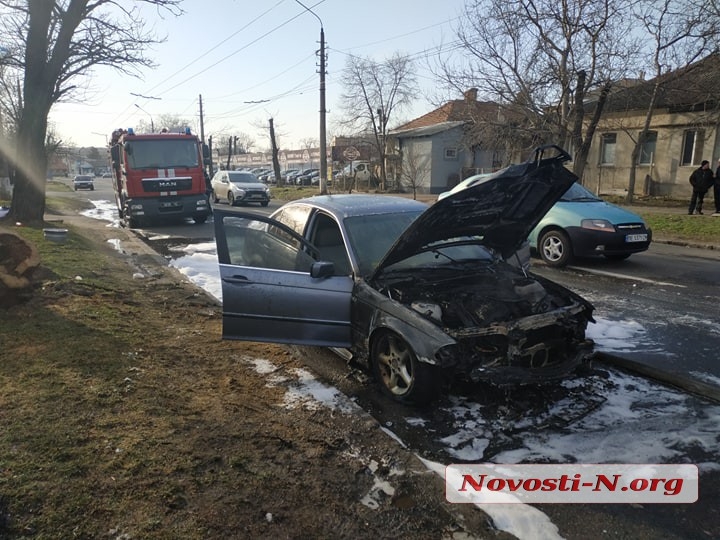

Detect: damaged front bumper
[440, 302, 595, 385]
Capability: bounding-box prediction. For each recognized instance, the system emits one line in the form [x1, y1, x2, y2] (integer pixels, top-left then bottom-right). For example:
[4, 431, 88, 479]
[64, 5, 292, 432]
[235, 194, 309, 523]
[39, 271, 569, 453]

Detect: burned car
[213, 146, 595, 404]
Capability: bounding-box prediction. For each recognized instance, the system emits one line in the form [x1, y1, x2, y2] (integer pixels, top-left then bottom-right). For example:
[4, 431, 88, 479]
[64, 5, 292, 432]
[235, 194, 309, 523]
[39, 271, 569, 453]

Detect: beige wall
[582, 108, 719, 198]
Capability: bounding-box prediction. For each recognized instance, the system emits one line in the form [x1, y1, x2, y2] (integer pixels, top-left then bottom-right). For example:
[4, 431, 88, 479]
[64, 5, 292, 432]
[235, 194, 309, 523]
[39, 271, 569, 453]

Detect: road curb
[596, 352, 720, 404]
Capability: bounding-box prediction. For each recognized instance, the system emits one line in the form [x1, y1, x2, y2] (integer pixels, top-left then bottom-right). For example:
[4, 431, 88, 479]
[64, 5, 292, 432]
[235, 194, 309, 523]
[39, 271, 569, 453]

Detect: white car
[210, 170, 270, 207]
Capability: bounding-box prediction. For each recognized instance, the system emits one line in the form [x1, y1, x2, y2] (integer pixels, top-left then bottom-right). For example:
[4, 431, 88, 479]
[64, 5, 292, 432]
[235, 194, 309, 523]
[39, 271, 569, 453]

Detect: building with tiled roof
[582, 53, 720, 198]
[387, 89, 514, 195]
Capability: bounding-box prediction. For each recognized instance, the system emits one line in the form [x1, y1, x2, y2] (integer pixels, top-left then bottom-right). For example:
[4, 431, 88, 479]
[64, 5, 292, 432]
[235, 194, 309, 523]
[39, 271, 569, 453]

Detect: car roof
[273, 194, 427, 220]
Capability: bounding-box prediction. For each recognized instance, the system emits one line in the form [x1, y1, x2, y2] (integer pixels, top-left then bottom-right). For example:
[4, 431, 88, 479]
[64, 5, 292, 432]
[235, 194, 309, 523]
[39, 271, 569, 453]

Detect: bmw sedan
[210, 170, 271, 207]
[527, 182, 652, 267]
[213, 146, 595, 404]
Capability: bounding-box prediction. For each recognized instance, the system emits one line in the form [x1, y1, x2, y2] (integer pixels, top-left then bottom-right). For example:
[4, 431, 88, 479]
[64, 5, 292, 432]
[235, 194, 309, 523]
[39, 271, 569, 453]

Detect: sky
[49, 0, 469, 150]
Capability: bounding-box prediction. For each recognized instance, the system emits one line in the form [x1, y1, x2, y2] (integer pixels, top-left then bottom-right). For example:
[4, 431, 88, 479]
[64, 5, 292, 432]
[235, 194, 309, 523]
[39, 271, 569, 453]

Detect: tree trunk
[7, 0, 54, 225]
[626, 82, 661, 204]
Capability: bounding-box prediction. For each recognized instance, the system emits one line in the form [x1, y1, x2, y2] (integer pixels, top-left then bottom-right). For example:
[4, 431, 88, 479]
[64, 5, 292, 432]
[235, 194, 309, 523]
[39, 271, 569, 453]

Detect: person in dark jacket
[688, 160, 713, 215]
[714, 159, 720, 216]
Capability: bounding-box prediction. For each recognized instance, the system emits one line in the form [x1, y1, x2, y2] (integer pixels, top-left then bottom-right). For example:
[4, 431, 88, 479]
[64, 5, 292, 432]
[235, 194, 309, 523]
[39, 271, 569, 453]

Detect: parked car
[73, 174, 94, 191]
[286, 169, 307, 184]
[280, 169, 299, 183]
[259, 170, 277, 183]
[295, 168, 319, 185]
[213, 146, 595, 404]
[438, 173, 493, 201]
[440, 172, 653, 268]
[210, 170, 270, 207]
[334, 161, 373, 185]
[527, 182, 652, 267]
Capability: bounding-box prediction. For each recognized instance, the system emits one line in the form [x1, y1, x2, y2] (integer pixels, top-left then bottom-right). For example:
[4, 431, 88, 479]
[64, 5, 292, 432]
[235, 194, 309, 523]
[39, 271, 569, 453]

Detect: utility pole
[199, 94, 205, 143]
[295, 0, 328, 194]
[319, 27, 327, 195]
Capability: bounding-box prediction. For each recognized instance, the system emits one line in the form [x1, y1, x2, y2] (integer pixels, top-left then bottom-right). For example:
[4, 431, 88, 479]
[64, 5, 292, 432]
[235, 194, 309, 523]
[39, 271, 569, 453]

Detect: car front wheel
[227, 193, 235, 206]
[371, 330, 440, 405]
[538, 229, 572, 267]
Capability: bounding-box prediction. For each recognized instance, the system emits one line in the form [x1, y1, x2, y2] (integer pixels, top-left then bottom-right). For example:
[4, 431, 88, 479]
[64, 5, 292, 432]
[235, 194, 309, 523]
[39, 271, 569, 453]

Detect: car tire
[228, 193, 235, 206]
[538, 229, 572, 267]
[193, 215, 208, 224]
[260, 201, 269, 207]
[371, 330, 440, 405]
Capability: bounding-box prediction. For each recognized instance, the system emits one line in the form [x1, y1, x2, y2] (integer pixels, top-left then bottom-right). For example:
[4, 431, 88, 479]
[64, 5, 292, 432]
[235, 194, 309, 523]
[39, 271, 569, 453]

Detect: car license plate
[625, 234, 647, 242]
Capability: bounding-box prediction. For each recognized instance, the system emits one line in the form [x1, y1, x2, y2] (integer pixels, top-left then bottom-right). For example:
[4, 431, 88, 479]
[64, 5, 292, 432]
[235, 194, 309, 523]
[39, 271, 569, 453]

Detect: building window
[681, 130, 704, 166]
[600, 133, 616, 165]
[444, 147, 458, 160]
[638, 131, 657, 164]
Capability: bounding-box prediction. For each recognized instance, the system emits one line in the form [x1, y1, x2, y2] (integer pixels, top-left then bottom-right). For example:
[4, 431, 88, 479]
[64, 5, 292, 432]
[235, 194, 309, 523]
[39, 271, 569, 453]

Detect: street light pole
[134, 103, 154, 132]
[294, 0, 328, 195]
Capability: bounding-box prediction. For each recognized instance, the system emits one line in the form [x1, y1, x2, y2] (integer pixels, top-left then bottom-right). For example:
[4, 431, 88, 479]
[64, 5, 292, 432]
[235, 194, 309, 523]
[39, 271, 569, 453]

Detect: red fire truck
[109, 127, 212, 227]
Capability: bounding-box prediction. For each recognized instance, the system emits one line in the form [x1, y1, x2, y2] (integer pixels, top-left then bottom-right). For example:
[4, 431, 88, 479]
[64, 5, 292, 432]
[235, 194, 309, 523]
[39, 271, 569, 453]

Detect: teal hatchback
[527, 182, 652, 267]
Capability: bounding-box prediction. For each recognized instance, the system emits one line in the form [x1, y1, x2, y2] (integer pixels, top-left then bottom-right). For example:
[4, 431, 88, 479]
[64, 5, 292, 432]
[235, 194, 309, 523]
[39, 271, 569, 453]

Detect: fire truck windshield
[125, 139, 200, 169]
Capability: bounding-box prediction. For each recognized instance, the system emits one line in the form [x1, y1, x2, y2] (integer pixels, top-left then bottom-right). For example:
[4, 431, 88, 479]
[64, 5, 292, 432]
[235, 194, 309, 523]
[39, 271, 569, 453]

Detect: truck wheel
[193, 215, 208, 224]
[261, 201, 269, 207]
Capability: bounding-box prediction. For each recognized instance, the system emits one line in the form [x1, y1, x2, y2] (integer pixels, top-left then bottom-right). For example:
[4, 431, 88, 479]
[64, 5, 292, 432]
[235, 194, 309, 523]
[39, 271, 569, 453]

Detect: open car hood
[372, 146, 578, 277]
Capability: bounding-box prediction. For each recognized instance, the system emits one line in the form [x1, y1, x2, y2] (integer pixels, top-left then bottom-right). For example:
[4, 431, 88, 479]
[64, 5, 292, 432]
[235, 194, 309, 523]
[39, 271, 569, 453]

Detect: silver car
[73, 174, 94, 191]
[210, 170, 270, 207]
[213, 146, 595, 404]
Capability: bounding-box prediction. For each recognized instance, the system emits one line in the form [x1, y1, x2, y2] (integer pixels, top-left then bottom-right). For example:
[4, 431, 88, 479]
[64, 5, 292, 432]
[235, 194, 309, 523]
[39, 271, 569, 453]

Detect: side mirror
[310, 261, 335, 279]
[123, 142, 133, 156]
[110, 146, 120, 164]
[202, 143, 211, 165]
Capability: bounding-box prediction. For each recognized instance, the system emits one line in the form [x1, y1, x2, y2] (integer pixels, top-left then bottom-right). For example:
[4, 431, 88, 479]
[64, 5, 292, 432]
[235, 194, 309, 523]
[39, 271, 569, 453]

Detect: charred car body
[213, 146, 595, 403]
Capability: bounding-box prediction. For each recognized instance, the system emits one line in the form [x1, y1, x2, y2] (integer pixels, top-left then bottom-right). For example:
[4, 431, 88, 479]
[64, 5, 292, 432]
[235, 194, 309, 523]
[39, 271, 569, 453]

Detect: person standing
[688, 160, 713, 215]
[714, 159, 720, 216]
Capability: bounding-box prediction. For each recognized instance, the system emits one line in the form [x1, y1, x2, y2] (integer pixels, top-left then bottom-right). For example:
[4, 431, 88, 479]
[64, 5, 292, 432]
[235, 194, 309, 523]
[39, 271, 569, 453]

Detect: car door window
[309, 213, 352, 276]
[220, 214, 317, 272]
[273, 204, 312, 236]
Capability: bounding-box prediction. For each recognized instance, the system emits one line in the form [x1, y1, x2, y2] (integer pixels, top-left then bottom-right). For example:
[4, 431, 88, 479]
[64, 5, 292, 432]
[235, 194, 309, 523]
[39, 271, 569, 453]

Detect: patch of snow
[81, 199, 121, 227]
[689, 371, 720, 387]
[170, 249, 221, 302]
[419, 457, 563, 540]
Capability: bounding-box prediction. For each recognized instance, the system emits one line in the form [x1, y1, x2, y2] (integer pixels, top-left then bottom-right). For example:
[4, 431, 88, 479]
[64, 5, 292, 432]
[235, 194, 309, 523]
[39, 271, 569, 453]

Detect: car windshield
[228, 172, 258, 184]
[560, 182, 601, 202]
[383, 239, 496, 274]
[343, 210, 424, 275]
[125, 139, 199, 169]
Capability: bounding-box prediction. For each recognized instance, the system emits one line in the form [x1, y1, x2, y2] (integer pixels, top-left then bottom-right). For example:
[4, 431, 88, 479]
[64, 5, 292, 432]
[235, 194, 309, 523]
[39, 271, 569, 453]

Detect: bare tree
[234, 132, 255, 155]
[299, 136, 318, 167]
[622, 0, 719, 203]
[436, 0, 638, 180]
[339, 52, 418, 189]
[0, 0, 182, 225]
[398, 144, 430, 200]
